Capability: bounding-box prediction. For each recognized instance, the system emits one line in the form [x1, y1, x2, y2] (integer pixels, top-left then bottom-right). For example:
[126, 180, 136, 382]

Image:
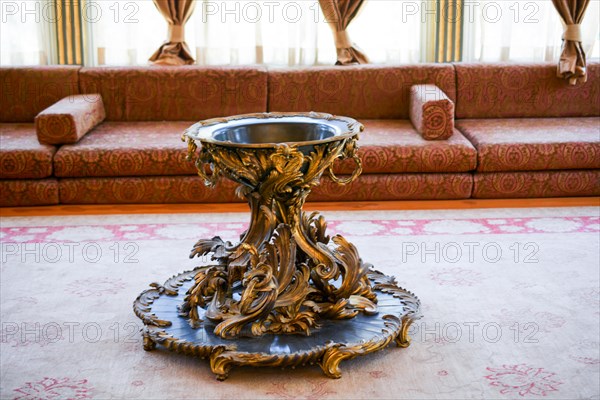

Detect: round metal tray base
[134, 267, 420, 380]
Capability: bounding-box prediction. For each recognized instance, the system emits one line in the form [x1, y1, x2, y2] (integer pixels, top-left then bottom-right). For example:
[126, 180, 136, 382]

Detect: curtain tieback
[563, 24, 582, 42]
[334, 30, 352, 49]
[168, 25, 185, 43]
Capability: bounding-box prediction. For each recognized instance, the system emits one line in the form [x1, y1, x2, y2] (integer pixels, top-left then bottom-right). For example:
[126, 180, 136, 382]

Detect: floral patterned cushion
[268, 64, 456, 119]
[54, 121, 200, 178]
[336, 120, 476, 173]
[409, 84, 454, 140]
[79, 66, 268, 121]
[456, 118, 600, 172]
[0, 179, 59, 206]
[35, 94, 106, 145]
[58, 173, 473, 204]
[312, 173, 473, 201]
[0, 124, 56, 179]
[59, 176, 240, 204]
[0, 66, 80, 123]
[473, 170, 600, 198]
[455, 62, 600, 119]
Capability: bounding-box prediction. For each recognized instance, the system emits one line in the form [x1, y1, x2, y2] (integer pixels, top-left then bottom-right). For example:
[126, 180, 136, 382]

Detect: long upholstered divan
[454, 63, 600, 198]
[0, 66, 80, 206]
[1, 63, 598, 207]
[53, 64, 477, 204]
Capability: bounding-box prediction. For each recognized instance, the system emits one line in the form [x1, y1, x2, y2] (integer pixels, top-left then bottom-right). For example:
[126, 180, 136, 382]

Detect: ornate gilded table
[133, 112, 421, 380]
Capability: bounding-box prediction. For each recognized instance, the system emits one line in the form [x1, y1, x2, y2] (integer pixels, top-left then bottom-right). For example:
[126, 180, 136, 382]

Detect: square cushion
[58, 176, 239, 204]
[0, 66, 80, 122]
[268, 64, 456, 119]
[0, 179, 59, 206]
[456, 117, 600, 172]
[0, 124, 56, 179]
[53, 121, 196, 177]
[473, 170, 600, 198]
[79, 66, 268, 121]
[336, 120, 476, 174]
[455, 62, 600, 119]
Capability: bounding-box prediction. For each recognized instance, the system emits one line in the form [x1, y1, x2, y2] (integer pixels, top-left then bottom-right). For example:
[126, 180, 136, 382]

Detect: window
[88, 1, 164, 65]
[0, 0, 54, 65]
[349, 0, 422, 63]
[186, 1, 335, 65]
[183, 0, 423, 66]
[1, 0, 598, 66]
[463, 0, 599, 62]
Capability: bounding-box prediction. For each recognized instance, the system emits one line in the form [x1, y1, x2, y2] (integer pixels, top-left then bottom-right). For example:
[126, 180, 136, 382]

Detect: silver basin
[212, 122, 337, 144]
[184, 112, 362, 151]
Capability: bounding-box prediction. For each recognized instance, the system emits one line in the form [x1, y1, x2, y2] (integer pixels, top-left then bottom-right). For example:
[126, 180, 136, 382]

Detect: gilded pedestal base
[133, 113, 422, 379]
[134, 268, 419, 380]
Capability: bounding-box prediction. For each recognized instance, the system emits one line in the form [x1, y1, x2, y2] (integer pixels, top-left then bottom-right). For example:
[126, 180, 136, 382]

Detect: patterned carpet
[1, 207, 599, 399]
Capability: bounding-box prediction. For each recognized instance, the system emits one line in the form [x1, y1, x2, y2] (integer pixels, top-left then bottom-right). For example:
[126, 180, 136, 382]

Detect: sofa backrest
[268, 64, 456, 119]
[0, 66, 80, 123]
[5, 62, 597, 123]
[455, 62, 600, 119]
[79, 66, 268, 121]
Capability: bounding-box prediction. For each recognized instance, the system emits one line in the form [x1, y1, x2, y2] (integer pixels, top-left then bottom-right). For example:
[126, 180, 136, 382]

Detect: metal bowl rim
[184, 112, 362, 149]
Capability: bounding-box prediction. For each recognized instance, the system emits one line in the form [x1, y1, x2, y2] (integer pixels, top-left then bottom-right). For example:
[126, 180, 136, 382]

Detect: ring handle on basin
[326, 138, 363, 185]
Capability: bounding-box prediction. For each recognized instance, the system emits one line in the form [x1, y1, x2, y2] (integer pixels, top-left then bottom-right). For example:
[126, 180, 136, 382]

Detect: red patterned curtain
[551, 0, 591, 84]
[149, 0, 196, 66]
[318, 0, 369, 65]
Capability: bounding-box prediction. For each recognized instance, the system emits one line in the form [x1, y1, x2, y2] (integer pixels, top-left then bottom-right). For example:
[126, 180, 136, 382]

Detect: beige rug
[1, 207, 599, 399]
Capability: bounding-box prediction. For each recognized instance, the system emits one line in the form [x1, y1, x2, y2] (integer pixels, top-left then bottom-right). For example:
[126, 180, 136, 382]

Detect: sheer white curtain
[0, 0, 54, 65]
[87, 0, 164, 65]
[186, 0, 422, 66]
[2, 0, 422, 67]
[185, 1, 333, 66]
[7, 0, 597, 67]
[349, 0, 421, 63]
[463, 0, 599, 62]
